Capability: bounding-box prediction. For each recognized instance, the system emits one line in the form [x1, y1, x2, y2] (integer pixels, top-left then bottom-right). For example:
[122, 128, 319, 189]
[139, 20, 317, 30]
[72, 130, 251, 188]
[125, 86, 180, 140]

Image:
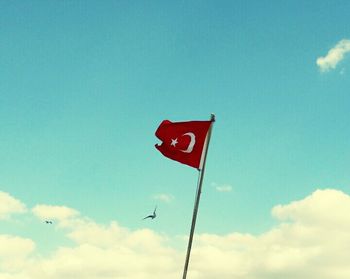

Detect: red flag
[155, 120, 212, 169]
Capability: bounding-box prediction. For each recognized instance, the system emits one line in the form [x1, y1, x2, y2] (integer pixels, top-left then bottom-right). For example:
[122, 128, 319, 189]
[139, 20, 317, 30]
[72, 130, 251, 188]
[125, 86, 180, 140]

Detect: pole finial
[210, 113, 215, 122]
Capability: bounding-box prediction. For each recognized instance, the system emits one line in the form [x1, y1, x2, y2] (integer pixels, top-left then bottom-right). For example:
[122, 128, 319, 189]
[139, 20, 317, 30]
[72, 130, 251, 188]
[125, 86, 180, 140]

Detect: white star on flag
[171, 138, 178, 147]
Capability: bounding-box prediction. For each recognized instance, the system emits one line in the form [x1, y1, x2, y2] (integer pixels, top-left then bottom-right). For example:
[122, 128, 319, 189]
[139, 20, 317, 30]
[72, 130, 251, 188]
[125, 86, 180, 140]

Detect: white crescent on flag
[180, 132, 196, 153]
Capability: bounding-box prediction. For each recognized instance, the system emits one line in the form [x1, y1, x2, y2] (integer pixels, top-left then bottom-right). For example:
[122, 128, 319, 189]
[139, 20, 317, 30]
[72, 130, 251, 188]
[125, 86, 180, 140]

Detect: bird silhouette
[143, 206, 157, 220]
[45, 220, 53, 224]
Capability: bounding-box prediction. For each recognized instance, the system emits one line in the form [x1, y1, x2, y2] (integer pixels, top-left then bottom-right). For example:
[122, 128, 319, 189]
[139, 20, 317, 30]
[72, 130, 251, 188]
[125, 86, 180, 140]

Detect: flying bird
[143, 206, 157, 220]
[45, 220, 53, 224]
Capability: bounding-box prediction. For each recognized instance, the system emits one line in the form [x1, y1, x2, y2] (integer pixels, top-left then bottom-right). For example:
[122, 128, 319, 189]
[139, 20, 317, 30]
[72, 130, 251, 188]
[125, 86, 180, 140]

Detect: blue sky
[1, 1, 350, 278]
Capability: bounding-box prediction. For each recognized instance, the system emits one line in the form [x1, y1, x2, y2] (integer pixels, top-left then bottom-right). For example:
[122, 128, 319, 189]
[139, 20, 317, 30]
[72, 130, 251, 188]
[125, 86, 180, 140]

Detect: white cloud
[0, 191, 26, 220]
[216, 185, 232, 192]
[316, 39, 350, 72]
[32, 205, 79, 221]
[153, 193, 174, 203]
[3, 188, 350, 278]
[272, 189, 350, 228]
[0, 235, 35, 273]
[191, 189, 350, 279]
[212, 182, 233, 192]
[25, 219, 182, 279]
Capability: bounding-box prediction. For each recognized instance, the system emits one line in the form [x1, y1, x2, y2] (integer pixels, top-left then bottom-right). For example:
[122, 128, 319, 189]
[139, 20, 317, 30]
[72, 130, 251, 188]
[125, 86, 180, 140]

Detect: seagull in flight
[45, 220, 53, 224]
[143, 206, 157, 220]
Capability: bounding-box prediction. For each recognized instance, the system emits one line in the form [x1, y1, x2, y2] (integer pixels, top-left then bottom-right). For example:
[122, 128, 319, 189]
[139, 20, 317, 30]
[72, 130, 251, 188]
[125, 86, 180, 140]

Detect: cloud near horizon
[316, 39, 350, 72]
[32, 205, 79, 221]
[1, 189, 350, 278]
[0, 191, 27, 220]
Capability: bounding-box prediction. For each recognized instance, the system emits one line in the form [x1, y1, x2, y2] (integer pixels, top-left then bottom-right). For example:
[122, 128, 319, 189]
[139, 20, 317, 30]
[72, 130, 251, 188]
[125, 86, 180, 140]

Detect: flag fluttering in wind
[155, 120, 212, 169]
[154, 115, 215, 279]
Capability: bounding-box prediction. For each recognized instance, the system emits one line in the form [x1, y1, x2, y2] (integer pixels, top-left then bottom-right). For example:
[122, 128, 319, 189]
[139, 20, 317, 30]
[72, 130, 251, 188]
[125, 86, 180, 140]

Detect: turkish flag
[155, 120, 212, 169]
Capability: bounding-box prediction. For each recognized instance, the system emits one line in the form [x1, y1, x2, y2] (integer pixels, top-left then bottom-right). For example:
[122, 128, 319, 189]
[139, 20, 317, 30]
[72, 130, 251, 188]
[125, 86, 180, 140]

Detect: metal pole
[182, 114, 215, 279]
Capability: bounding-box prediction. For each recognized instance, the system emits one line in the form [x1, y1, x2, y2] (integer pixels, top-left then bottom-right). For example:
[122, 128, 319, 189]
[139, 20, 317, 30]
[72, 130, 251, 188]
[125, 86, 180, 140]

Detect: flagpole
[182, 113, 215, 279]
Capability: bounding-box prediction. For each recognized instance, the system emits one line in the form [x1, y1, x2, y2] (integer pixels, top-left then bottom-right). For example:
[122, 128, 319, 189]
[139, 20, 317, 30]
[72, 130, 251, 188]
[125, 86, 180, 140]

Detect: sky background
[1, 1, 350, 278]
